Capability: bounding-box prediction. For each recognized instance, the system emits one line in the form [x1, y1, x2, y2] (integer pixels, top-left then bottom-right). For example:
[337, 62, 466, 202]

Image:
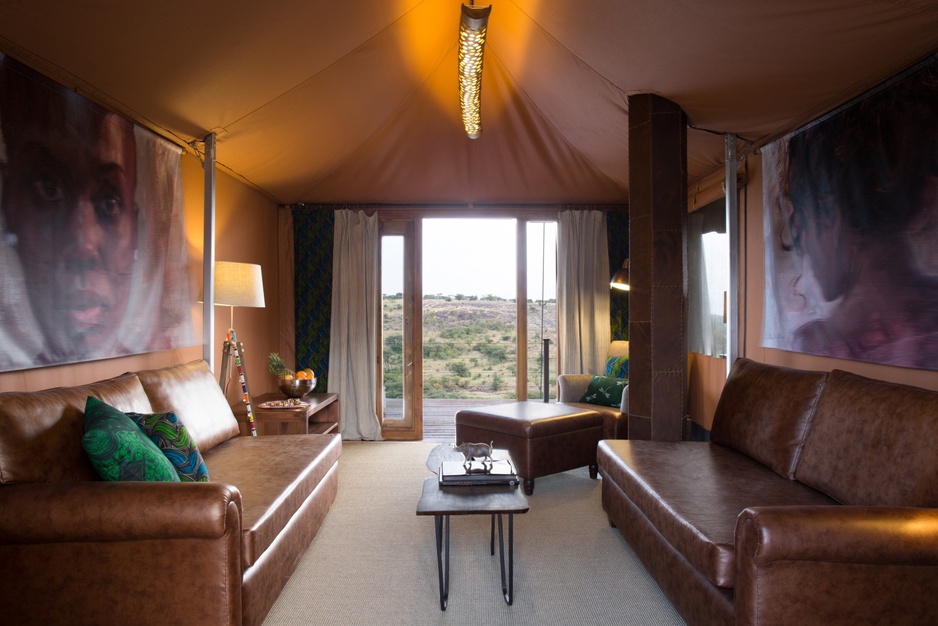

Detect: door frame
[377, 208, 560, 440]
[379, 218, 422, 440]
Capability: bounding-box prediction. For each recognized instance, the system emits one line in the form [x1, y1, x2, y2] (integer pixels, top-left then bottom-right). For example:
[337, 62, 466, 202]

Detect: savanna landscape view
[382, 294, 557, 401]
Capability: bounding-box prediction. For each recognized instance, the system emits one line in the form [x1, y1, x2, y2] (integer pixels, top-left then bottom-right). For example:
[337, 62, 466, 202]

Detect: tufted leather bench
[455, 402, 604, 495]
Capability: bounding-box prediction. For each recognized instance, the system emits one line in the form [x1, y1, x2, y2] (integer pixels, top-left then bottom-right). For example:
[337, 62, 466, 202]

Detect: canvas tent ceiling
[0, 0, 936, 205]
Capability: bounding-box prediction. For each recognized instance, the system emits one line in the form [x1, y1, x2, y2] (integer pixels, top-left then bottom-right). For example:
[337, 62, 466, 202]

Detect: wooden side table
[233, 392, 339, 436]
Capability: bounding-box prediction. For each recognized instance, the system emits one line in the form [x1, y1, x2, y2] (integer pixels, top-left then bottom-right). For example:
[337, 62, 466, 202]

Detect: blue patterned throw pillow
[127, 410, 210, 482]
[82, 397, 180, 482]
[605, 355, 629, 379]
[580, 376, 628, 407]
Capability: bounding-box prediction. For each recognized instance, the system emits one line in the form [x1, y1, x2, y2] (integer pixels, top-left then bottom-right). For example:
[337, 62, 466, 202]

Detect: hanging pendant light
[458, 4, 491, 139]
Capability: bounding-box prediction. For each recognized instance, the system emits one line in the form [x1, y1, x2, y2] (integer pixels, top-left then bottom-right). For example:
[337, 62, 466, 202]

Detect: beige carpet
[263, 441, 686, 626]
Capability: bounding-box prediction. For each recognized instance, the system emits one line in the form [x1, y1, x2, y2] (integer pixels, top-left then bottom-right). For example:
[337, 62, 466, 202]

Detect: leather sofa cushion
[710, 358, 827, 479]
[796, 369, 938, 507]
[137, 360, 240, 453]
[0, 373, 152, 484]
[598, 439, 836, 588]
[205, 433, 342, 568]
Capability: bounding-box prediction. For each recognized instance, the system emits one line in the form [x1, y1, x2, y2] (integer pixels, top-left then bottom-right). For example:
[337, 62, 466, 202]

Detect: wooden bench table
[233, 392, 339, 436]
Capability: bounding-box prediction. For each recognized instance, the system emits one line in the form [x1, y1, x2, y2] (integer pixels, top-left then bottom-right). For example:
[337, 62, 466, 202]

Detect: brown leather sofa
[598, 358, 938, 626]
[0, 360, 341, 626]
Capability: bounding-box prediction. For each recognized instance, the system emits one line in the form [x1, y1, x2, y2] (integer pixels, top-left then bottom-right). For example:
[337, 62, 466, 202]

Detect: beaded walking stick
[229, 328, 257, 436]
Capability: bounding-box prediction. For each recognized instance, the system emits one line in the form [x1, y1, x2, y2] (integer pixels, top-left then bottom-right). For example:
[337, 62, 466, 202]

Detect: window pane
[422, 219, 517, 401]
[526, 221, 557, 400]
[382, 235, 405, 420]
[702, 231, 728, 358]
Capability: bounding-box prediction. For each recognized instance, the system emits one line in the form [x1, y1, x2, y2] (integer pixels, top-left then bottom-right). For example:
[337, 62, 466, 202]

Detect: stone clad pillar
[627, 94, 688, 441]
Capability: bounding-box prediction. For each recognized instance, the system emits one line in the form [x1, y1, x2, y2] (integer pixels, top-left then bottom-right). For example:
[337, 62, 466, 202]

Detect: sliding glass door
[379, 219, 421, 440]
[378, 212, 557, 440]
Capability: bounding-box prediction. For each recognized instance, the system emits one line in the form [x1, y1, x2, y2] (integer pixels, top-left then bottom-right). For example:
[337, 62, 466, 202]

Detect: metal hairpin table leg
[497, 513, 515, 605]
[434, 514, 450, 610]
[416, 474, 528, 611]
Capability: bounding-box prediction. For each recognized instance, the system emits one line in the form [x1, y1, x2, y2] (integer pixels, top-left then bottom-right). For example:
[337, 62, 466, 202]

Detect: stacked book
[438, 457, 518, 487]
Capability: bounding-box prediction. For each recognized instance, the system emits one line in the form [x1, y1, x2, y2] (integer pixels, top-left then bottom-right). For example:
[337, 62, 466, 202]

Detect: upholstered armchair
[557, 340, 629, 439]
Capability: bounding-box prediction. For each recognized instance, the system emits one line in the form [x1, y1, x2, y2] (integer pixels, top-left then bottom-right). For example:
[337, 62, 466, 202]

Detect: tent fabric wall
[0, 1, 934, 206]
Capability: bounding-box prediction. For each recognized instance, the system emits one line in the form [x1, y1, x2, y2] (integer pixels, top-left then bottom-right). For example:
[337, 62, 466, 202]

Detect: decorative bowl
[279, 378, 314, 398]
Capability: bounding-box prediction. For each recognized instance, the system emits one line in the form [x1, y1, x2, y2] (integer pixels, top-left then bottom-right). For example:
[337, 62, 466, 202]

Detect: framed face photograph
[761, 60, 938, 371]
[0, 56, 193, 371]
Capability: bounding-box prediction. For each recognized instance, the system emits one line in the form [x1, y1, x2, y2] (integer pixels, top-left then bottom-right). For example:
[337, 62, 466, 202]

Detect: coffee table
[416, 449, 529, 611]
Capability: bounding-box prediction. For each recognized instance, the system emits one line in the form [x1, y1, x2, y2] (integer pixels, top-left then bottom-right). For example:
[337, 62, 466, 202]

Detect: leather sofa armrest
[558, 374, 593, 402]
[735, 506, 938, 625]
[0, 481, 242, 543]
[0, 482, 244, 626]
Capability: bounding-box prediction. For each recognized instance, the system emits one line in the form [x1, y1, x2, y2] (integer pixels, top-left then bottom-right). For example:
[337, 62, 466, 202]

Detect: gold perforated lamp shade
[611, 259, 630, 291]
[458, 4, 491, 139]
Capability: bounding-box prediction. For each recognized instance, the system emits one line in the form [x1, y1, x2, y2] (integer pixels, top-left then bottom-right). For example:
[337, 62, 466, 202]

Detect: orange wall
[689, 152, 938, 430]
[0, 149, 282, 399]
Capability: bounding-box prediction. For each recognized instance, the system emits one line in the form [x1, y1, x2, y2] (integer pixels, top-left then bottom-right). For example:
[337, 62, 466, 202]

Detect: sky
[381, 218, 557, 300]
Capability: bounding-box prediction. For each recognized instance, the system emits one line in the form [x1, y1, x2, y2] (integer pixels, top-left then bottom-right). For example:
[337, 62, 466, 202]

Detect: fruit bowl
[279, 378, 314, 398]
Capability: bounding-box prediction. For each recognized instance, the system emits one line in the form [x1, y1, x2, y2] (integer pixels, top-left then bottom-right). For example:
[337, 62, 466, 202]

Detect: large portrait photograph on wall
[0, 56, 193, 372]
[762, 57, 938, 370]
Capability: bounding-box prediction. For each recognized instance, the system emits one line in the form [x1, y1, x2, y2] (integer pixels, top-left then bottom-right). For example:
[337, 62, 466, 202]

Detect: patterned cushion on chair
[580, 376, 628, 407]
[605, 355, 629, 379]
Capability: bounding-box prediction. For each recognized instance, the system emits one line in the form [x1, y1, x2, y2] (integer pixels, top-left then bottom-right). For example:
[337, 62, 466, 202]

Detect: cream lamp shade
[214, 261, 265, 308]
[200, 261, 265, 329]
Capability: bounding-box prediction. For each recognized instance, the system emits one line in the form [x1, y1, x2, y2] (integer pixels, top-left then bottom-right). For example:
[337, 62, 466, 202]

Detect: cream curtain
[557, 210, 612, 376]
[328, 210, 382, 440]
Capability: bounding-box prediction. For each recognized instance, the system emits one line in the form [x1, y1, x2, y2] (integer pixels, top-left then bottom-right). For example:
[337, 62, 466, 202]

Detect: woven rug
[263, 441, 685, 626]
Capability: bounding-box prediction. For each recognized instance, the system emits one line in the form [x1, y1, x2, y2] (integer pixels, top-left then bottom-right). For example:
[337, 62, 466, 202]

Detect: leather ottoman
[455, 402, 604, 495]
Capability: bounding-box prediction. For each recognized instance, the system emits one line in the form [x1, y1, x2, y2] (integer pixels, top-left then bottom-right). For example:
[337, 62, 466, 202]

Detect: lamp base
[220, 333, 258, 436]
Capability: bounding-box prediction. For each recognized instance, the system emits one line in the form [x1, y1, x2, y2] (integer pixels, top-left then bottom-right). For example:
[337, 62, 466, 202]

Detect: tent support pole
[724, 133, 739, 376]
[202, 132, 217, 368]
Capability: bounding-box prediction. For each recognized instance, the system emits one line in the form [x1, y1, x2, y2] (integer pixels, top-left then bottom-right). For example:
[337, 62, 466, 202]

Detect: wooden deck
[383, 398, 517, 442]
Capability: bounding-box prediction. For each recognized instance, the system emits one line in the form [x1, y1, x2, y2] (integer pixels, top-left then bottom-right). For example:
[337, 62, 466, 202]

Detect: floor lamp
[610, 258, 630, 291]
[212, 261, 265, 435]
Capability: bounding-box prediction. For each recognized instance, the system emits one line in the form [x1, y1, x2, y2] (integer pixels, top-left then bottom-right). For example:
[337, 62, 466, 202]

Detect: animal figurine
[454, 441, 494, 463]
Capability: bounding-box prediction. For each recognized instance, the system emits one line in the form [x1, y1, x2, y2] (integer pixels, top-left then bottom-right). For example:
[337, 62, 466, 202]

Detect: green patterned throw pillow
[580, 376, 628, 407]
[82, 397, 180, 482]
[127, 410, 210, 482]
[605, 355, 629, 379]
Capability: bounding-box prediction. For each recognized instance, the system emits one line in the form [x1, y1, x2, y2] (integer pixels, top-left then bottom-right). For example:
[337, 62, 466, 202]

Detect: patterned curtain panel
[292, 207, 334, 392]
